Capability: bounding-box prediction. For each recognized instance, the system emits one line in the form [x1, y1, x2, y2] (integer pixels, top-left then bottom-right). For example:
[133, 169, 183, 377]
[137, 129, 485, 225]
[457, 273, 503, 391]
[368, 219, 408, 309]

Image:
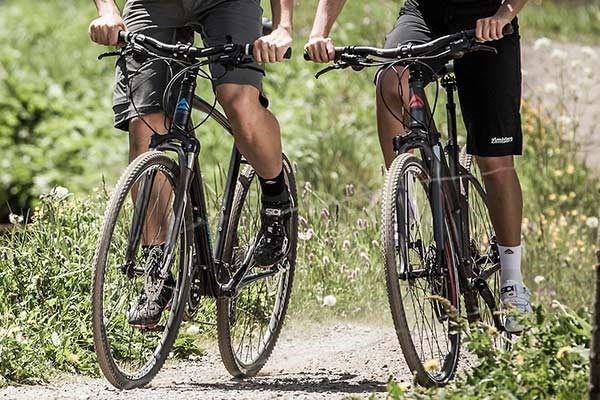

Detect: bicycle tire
[216, 155, 297, 377]
[91, 151, 192, 389]
[381, 153, 461, 387]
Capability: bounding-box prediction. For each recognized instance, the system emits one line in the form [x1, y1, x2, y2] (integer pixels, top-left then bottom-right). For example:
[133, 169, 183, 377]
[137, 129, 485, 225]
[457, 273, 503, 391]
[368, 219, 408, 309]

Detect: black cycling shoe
[127, 244, 175, 329]
[254, 200, 291, 267]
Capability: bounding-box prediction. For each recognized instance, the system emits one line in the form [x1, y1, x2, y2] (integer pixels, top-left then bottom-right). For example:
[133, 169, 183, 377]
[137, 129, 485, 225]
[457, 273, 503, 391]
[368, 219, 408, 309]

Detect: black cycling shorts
[379, 3, 523, 157]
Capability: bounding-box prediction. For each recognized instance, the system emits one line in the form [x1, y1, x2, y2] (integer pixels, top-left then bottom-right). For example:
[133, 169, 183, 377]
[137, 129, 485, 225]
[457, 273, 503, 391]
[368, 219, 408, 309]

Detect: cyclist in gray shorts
[89, 0, 293, 328]
[305, 0, 532, 332]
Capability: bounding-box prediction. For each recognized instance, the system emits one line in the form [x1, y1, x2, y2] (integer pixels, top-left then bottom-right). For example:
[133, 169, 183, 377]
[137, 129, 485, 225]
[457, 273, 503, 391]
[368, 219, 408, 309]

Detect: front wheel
[216, 155, 298, 377]
[91, 151, 192, 389]
[381, 153, 461, 387]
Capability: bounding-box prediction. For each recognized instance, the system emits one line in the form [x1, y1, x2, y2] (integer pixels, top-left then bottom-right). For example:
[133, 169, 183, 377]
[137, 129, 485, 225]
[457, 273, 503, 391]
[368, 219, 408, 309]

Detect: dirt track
[0, 323, 411, 400]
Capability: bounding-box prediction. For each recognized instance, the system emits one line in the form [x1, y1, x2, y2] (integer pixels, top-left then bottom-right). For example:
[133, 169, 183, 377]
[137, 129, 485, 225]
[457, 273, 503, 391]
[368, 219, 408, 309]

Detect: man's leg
[476, 155, 524, 283]
[376, 68, 410, 168]
[216, 83, 290, 266]
[128, 114, 172, 247]
[216, 84, 283, 180]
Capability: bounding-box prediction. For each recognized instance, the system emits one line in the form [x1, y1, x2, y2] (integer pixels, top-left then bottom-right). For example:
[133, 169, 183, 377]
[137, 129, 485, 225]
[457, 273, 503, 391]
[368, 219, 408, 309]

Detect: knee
[217, 85, 264, 140]
[476, 156, 516, 183]
[217, 85, 261, 120]
[376, 69, 408, 103]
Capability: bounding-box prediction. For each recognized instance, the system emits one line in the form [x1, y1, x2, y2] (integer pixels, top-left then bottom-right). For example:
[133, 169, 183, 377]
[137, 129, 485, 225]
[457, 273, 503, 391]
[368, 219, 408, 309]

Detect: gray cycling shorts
[113, 0, 266, 131]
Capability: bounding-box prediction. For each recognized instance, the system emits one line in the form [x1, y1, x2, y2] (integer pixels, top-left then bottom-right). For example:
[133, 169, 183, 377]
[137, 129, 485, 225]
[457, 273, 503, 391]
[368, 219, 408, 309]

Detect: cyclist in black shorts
[305, 0, 531, 332]
[89, 0, 293, 328]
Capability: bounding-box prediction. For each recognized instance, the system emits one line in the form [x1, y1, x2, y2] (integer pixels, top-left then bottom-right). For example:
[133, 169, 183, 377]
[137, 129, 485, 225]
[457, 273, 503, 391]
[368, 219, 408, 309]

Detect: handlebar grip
[465, 23, 514, 39]
[246, 45, 292, 59]
[303, 47, 345, 61]
[502, 24, 514, 36]
[118, 31, 129, 44]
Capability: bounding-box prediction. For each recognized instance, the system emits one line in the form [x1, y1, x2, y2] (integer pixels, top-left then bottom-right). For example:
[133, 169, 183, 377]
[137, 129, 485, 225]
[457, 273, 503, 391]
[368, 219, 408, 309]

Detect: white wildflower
[581, 46, 597, 59]
[299, 228, 314, 241]
[534, 275, 545, 285]
[544, 82, 559, 95]
[556, 115, 573, 126]
[359, 251, 370, 263]
[50, 186, 70, 199]
[8, 213, 24, 225]
[323, 295, 337, 307]
[550, 48, 568, 61]
[586, 216, 599, 229]
[533, 37, 552, 51]
[186, 325, 200, 336]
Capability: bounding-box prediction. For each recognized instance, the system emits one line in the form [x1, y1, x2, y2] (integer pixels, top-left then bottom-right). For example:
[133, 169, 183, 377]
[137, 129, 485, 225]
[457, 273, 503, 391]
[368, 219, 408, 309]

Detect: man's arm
[89, 0, 126, 46]
[476, 0, 529, 42]
[253, 0, 294, 64]
[304, 0, 347, 63]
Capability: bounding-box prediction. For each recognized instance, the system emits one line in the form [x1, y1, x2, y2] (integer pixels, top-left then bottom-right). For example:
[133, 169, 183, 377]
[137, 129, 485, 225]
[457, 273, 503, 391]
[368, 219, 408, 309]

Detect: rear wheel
[216, 155, 298, 377]
[91, 151, 192, 389]
[381, 153, 461, 387]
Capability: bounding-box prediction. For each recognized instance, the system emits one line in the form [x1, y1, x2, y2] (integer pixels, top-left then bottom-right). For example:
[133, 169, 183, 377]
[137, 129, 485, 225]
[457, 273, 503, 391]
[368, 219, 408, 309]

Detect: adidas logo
[504, 249, 514, 255]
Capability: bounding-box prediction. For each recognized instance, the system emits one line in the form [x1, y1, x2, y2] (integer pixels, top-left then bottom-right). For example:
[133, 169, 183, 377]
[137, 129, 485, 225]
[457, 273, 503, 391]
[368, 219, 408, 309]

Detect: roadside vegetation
[0, 0, 598, 395]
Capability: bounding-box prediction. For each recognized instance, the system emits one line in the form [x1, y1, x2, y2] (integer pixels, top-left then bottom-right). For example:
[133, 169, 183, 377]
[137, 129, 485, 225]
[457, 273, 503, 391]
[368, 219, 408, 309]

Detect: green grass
[519, 0, 600, 41]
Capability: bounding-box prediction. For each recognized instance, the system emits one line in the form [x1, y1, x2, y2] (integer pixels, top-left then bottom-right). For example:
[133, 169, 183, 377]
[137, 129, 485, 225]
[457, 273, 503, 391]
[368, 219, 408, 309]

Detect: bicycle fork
[407, 72, 446, 275]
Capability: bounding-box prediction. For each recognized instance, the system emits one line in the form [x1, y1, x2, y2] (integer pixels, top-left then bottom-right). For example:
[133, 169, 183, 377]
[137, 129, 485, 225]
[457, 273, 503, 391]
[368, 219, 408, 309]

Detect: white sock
[498, 244, 523, 286]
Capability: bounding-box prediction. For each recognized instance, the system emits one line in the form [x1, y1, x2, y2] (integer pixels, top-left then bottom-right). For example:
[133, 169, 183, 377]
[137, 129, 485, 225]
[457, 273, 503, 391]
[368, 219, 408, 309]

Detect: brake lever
[468, 44, 498, 55]
[315, 62, 348, 79]
[98, 49, 123, 60]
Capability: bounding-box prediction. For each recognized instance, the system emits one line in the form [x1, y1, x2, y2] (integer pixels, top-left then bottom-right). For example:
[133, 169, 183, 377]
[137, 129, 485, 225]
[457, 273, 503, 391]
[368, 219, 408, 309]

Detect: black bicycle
[91, 29, 297, 389]
[308, 25, 514, 386]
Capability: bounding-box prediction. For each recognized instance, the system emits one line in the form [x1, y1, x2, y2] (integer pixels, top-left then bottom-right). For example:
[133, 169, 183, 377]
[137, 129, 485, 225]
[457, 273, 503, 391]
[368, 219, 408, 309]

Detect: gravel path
[521, 40, 600, 168]
[0, 323, 411, 400]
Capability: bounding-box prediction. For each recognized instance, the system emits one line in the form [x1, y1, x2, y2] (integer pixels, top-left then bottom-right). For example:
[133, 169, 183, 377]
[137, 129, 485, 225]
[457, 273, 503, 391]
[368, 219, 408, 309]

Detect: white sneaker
[500, 280, 532, 333]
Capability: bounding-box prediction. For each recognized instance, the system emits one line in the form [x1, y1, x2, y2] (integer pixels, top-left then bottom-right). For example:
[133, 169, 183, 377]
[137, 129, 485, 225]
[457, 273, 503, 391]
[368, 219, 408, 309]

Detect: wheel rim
[100, 164, 187, 379]
[395, 164, 459, 382]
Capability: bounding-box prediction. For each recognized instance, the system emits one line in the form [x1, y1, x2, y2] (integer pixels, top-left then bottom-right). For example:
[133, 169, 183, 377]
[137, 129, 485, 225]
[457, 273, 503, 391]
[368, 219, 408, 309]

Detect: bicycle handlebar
[303, 24, 513, 61]
[118, 31, 292, 60]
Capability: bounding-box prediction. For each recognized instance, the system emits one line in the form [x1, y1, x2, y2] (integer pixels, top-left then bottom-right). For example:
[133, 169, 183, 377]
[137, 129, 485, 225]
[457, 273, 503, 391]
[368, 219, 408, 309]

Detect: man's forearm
[496, 0, 529, 19]
[93, 0, 121, 16]
[309, 0, 347, 38]
[271, 0, 294, 32]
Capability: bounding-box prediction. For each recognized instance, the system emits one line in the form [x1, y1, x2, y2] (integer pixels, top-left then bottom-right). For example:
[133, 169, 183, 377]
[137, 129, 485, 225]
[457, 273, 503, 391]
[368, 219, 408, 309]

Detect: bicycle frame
[391, 63, 501, 326]
[124, 65, 279, 299]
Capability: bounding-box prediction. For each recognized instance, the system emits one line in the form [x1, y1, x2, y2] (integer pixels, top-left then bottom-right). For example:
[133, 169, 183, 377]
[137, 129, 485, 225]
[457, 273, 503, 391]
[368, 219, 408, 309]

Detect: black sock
[259, 169, 288, 203]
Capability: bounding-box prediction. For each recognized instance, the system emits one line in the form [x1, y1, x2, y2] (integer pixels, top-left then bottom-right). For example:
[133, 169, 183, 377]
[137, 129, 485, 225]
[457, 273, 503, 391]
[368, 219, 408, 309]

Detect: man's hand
[89, 13, 126, 46]
[304, 36, 335, 63]
[253, 26, 293, 64]
[475, 13, 511, 42]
